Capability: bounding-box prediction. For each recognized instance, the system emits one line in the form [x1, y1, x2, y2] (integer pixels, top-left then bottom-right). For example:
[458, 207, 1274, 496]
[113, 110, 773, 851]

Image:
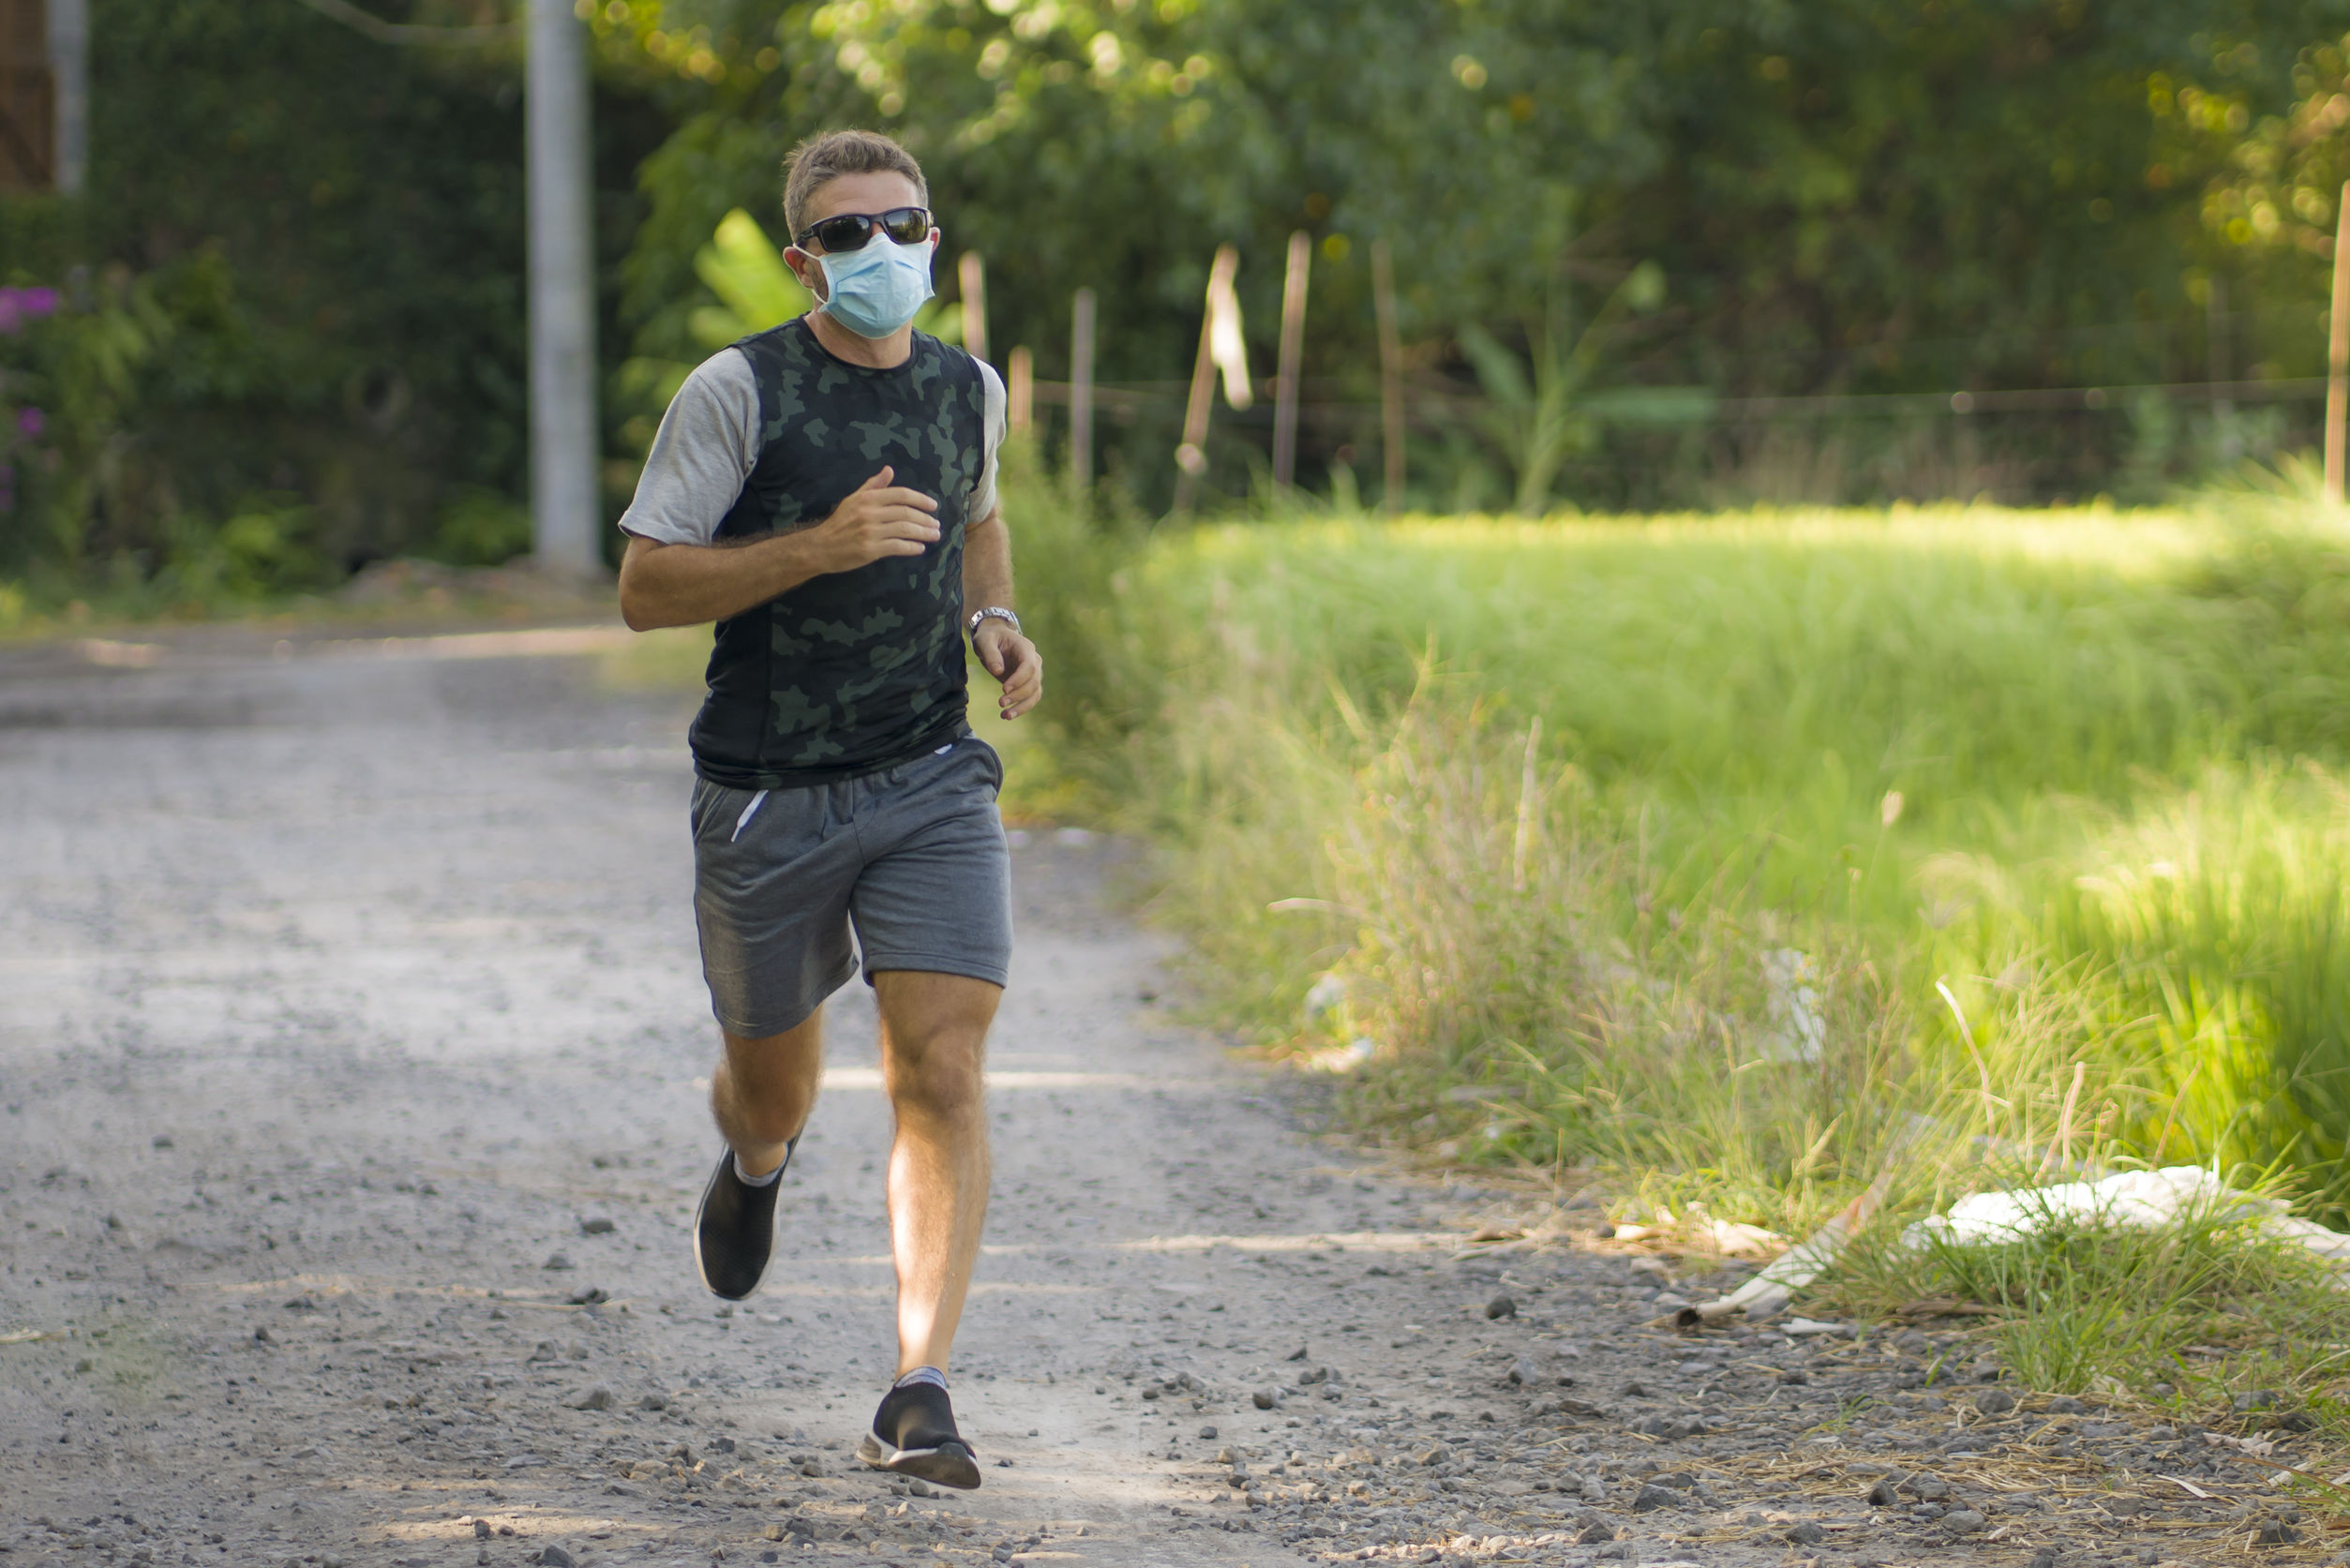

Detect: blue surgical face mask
[815, 233, 936, 338]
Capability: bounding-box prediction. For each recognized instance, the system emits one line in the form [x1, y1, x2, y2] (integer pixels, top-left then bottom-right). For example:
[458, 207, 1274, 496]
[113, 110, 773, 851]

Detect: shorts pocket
[963, 736, 1004, 797]
[689, 779, 754, 844]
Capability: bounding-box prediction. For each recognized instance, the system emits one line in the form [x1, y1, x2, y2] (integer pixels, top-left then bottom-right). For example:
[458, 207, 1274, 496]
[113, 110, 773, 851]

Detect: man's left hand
[974, 621, 1043, 720]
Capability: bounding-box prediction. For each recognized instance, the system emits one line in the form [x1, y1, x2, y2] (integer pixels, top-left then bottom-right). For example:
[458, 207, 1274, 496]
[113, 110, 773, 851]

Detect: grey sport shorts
[687, 733, 1011, 1038]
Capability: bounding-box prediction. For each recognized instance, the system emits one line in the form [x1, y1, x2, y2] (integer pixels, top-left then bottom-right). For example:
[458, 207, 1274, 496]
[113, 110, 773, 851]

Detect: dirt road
[0, 629, 2312, 1568]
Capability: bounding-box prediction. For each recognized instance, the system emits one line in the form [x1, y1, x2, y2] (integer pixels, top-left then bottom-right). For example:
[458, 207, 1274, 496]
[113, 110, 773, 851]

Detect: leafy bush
[0, 271, 163, 575]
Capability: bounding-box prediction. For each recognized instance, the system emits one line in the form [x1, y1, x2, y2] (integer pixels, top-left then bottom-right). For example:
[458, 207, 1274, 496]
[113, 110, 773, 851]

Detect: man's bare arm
[617, 466, 940, 631]
[962, 504, 1043, 720]
[963, 503, 1013, 614]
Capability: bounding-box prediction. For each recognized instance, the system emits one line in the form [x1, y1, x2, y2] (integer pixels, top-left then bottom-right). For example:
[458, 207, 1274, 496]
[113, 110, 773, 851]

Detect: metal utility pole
[527, 0, 601, 576]
[48, 0, 84, 194]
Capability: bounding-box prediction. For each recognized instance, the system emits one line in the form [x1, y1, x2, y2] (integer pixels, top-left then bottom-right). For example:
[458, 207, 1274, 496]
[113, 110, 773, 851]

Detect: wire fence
[1016, 371, 2327, 510]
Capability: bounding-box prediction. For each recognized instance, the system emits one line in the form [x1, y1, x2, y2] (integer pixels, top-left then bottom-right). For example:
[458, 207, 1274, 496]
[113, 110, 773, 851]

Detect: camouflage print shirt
[619, 318, 1003, 789]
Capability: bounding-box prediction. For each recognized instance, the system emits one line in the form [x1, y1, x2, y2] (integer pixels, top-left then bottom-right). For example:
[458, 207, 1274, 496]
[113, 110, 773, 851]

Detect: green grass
[1823, 1182, 2350, 1401]
[994, 486, 2350, 1426]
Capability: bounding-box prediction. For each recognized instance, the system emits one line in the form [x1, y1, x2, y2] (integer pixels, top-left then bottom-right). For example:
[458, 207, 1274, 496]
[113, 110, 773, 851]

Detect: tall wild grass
[1010, 498, 2350, 1236]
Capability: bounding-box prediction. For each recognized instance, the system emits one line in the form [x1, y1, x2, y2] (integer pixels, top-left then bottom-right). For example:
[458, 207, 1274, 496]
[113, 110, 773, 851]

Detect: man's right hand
[805, 467, 940, 574]
[618, 467, 941, 632]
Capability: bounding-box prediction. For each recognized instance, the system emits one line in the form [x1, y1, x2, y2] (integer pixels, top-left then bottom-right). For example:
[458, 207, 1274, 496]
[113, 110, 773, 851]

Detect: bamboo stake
[1070, 288, 1096, 497]
[1272, 230, 1311, 491]
[2207, 273, 2231, 421]
[1006, 346, 1033, 434]
[958, 252, 988, 366]
[1372, 237, 1405, 514]
[2329, 182, 2350, 506]
[1174, 246, 1238, 515]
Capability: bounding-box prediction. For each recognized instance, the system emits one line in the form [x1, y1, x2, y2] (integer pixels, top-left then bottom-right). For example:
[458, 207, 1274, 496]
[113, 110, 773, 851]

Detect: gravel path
[0, 629, 2321, 1568]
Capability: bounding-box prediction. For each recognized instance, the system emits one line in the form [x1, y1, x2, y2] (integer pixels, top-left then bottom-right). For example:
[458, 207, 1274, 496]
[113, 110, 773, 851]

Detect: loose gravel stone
[1975, 1388, 2015, 1415]
[1485, 1295, 1516, 1320]
[1944, 1509, 1988, 1533]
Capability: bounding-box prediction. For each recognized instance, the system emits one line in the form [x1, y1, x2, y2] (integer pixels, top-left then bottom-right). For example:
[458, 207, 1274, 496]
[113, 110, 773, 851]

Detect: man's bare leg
[873, 970, 999, 1376]
[711, 1010, 825, 1176]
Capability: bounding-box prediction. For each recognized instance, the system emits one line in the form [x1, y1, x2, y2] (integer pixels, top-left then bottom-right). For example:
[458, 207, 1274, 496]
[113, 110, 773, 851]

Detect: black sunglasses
[794, 206, 932, 253]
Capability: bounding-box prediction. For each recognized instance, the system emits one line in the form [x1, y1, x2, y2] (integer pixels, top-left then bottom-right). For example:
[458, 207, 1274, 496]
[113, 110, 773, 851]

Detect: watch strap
[967, 605, 1021, 641]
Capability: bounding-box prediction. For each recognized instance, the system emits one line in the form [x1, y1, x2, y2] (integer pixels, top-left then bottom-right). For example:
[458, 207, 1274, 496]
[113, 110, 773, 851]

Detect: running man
[613, 128, 1040, 1491]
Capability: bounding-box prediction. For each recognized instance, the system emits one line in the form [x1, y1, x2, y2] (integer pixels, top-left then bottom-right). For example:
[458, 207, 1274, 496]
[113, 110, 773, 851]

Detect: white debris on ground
[1302, 1036, 1378, 1073]
[1303, 973, 1348, 1022]
[1908, 1165, 2350, 1270]
[1684, 1163, 2350, 1330]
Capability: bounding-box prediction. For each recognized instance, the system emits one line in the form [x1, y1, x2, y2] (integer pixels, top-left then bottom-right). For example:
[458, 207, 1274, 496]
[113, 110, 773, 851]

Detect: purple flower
[0, 286, 59, 336]
[16, 406, 43, 438]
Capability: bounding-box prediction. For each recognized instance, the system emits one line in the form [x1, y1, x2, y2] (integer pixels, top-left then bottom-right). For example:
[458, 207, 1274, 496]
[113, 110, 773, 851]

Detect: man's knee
[886, 1030, 987, 1122]
[717, 1023, 820, 1122]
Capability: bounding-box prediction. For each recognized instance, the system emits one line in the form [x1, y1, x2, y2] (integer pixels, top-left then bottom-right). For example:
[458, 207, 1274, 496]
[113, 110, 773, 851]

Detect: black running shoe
[857, 1380, 981, 1489]
[691, 1142, 792, 1301]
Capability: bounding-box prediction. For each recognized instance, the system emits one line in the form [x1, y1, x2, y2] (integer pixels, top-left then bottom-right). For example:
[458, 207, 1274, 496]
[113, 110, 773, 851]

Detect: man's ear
[785, 246, 830, 304]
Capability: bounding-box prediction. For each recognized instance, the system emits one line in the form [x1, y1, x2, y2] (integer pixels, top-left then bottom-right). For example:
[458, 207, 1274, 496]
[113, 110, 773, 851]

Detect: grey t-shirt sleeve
[969, 356, 1008, 524]
[616, 349, 761, 546]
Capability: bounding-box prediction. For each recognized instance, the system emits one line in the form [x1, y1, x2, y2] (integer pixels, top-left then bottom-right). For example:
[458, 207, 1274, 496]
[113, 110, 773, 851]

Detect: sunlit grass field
[981, 492, 2350, 1222]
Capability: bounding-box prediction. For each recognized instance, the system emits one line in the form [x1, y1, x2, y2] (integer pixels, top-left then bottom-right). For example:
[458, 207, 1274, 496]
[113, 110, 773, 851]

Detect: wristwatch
[967, 605, 1021, 645]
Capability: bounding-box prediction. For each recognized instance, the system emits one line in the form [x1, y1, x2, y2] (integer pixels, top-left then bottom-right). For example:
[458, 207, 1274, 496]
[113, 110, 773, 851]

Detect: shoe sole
[857, 1432, 982, 1490]
[690, 1157, 765, 1302]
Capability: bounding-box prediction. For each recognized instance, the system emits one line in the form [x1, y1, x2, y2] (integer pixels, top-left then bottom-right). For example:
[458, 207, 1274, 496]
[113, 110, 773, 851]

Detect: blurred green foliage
[610, 5, 2350, 373]
[14, 0, 2350, 597]
[0, 0, 670, 606]
[595, 0, 2350, 512]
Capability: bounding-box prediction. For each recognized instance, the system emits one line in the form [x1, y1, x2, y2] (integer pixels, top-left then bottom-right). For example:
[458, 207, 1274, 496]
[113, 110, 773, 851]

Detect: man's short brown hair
[783, 129, 930, 243]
